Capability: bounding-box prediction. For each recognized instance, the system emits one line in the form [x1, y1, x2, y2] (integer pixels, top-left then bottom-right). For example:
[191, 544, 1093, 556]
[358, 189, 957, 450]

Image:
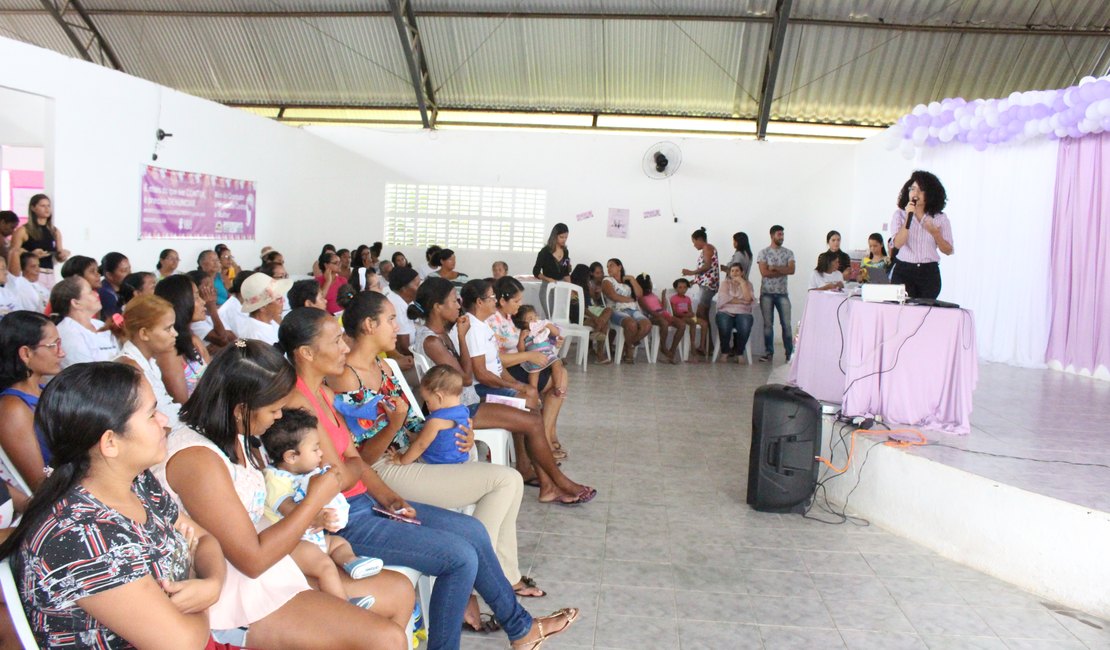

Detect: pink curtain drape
[1047, 132, 1110, 373]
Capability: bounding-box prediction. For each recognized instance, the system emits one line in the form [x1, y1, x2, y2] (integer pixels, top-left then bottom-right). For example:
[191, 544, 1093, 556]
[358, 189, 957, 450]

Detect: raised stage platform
[809, 360, 1110, 622]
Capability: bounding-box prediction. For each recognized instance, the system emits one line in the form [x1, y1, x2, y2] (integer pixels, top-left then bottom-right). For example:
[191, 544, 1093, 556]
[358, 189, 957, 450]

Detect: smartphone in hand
[372, 505, 422, 525]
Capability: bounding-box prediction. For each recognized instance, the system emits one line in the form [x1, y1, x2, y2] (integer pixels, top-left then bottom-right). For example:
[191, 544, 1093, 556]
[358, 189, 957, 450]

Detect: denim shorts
[473, 384, 519, 401]
[610, 309, 649, 327]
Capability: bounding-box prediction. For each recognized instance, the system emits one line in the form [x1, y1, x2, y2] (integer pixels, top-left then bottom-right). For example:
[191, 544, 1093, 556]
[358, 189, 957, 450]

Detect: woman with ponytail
[681, 226, 720, 354]
[0, 310, 64, 489]
[159, 340, 410, 649]
[116, 294, 184, 428]
[0, 362, 227, 649]
[154, 275, 212, 402]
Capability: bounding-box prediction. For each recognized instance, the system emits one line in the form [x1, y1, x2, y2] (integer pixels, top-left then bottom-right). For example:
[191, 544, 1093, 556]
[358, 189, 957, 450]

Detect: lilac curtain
[1047, 132, 1110, 373]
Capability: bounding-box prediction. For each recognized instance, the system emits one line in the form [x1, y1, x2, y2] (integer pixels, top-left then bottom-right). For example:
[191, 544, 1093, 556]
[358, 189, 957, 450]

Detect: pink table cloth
[788, 291, 978, 434]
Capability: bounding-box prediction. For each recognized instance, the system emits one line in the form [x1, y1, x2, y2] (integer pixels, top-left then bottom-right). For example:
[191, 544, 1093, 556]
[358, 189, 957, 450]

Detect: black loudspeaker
[747, 384, 821, 513]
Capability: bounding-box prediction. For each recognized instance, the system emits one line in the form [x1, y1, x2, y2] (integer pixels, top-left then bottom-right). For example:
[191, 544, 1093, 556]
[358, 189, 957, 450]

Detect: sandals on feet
[511, 608, 580, 649]
[550, 486, 597, 506]
[462, 612, 501, 633]
[513, 575, 547, 598]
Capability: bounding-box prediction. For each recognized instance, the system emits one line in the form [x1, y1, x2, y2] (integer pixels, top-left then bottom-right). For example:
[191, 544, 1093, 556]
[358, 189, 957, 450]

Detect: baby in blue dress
[394, 365, 472, 465]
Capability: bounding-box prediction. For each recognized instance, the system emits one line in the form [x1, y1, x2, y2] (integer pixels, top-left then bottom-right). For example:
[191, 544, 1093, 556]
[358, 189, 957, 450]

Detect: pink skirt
[209, 555, 311, 630]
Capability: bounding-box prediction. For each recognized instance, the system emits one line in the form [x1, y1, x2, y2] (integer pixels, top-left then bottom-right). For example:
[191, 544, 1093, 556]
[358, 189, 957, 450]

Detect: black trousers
[891, 261, 941, 299]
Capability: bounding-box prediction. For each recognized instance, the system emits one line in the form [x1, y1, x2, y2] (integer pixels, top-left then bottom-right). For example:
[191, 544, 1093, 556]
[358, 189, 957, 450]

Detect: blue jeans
[760, 293, 794, 357]
[339, 495, 532, 649]
[715, 312, 753, 356]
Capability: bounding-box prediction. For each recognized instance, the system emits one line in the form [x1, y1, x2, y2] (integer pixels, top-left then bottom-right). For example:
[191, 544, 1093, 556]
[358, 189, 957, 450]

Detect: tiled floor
[907, 361, 1110, 512]
[461, 356, 1110, 649]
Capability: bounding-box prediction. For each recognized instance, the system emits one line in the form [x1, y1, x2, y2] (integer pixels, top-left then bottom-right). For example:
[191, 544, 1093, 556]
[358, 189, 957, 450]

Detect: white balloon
[1039, 119, 1053, 134]
[912, 126, 928, 145]
[928, 102, 942, 116]
[938, 128, 955, 143]
[899, 139, 916, 159]
[1079, 76, 1097, 86]
[912, 104, 927, 116]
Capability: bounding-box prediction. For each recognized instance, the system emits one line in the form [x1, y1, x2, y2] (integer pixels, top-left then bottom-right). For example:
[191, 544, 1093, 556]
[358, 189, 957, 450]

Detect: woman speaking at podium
[890, 171, 954, 299]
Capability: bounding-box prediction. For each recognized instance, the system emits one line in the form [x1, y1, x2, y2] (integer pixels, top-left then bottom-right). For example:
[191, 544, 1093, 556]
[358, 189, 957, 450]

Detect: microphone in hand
[907, 198, 918, 227]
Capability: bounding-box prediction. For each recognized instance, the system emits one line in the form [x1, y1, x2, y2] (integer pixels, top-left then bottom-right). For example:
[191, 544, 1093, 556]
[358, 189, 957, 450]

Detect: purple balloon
[1066, 126, 1082, 138]
[925, 136, 941, 147]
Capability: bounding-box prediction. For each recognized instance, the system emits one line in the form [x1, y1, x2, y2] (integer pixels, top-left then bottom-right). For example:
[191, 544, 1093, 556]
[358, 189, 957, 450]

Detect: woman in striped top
[890, 171, 954, 299]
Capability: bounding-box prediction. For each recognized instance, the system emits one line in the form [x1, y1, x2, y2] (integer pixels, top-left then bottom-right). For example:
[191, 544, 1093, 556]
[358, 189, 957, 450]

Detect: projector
[861, 284, 907, 303]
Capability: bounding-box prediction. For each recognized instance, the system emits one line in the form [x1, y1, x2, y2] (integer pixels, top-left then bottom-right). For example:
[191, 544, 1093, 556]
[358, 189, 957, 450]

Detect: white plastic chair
[0, 445, 33, 497]
[387, 564, 429, 647]
[612, 317, 657, 365]
[543, 282, 592, 371]
[0, 559, 38, 649]
[413, 350, 433, 380]
[383, 358, 514, 468]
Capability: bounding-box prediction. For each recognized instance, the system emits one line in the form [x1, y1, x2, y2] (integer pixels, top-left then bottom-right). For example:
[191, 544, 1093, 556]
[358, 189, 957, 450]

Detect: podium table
[788, 291, 978, 434]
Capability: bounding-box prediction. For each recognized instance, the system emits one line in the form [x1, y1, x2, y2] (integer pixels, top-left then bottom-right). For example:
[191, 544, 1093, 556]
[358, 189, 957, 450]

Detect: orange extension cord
[816, 428, 927, 474]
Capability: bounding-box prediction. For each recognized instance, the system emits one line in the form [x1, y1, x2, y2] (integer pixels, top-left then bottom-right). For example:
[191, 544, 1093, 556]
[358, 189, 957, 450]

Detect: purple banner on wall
[140, 165, 256, 240]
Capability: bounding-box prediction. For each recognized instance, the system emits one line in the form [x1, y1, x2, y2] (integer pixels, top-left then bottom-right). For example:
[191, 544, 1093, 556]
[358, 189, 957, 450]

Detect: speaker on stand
[747, 384, 821, 513]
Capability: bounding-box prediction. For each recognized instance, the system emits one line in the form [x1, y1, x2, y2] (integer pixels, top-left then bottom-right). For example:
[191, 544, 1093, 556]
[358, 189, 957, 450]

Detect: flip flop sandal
[551, 448, 568, 460]
[575, 486, 598, 504]
[524, 478, 542, 488]
[513, 575, 547, 598]
[462, 613, 501, 634]
[551, 485, 597, 506]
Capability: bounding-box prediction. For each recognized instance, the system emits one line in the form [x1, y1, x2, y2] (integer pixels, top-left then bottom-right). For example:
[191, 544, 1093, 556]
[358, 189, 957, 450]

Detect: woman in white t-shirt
[809, 251, 845, 291]
[50, 276, 120, 368]
[449, 279, 543, 408]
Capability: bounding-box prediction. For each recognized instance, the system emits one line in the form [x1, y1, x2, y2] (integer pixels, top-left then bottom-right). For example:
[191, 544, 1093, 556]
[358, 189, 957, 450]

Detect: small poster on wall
[643, 209, 661, 219]
[139, 165, 256, 240]
[576, 210, 594, 221]
[607, 208, 629, 239]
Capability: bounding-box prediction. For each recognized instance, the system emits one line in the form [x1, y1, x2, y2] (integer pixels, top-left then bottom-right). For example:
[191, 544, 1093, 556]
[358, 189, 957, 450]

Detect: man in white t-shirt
[237, 273, 293, 345]
[386, 266, 421, 370]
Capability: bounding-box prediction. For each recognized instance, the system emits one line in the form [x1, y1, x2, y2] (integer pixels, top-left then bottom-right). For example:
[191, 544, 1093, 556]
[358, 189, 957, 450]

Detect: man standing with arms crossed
[756, 225, 795, 363]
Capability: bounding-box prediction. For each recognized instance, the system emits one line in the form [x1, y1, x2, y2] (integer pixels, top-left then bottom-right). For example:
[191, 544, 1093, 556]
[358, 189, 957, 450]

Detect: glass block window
[384, 184, 546, 251]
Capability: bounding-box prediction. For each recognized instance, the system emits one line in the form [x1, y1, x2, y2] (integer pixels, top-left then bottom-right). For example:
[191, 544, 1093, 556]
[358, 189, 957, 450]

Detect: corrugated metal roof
[422, 16, 766, 116]
[773, 23, 1110, 124]
[0, 13, 81, 58]
[1, 0, 1108, 125]
[793, 0, 1110, 29]
[414, 0, 775, 16]
[91, 15, 412, 104]
[79, 0, 391, 12]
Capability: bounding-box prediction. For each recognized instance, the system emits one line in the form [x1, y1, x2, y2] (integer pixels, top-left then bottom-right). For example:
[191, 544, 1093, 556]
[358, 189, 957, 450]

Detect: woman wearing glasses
[0, 311, 66, 490]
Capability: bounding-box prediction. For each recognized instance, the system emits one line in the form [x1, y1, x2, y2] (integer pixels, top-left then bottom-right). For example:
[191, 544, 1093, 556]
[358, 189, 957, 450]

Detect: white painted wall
[310, 125, 858, 335]
[0, 36, 383, 276]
